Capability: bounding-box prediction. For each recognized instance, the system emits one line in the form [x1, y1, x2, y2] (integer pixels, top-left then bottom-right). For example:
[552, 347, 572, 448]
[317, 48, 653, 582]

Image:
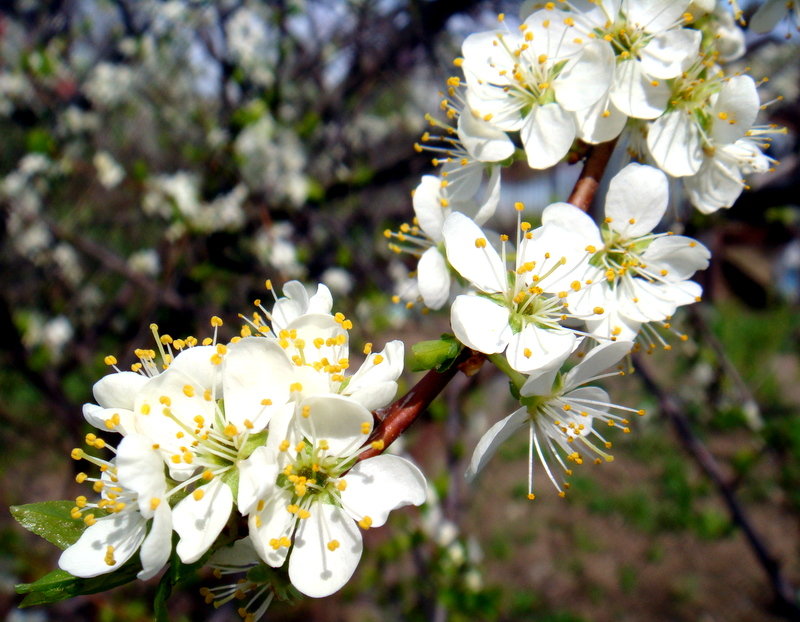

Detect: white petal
[341, 455, 426, 527]
[641, 235, 710, 280]
[457, 111, 515, 162]
[249, 488, 294, 567]
[683, 157, 743, 214]
[442, 212, 506, 292]
[520, 103, 576, 169]
[564, 341, 633, 389]
[466, 164, 501, 226]
[450, 295, 511, 355]
[288, 503, 363, 598]
[116, 433, 167, 519]
[541, 202, 602, 246]
[82, 404, 135, 435]
[413, 175, 447, 242]
[639, 29, 700, 79]
[647, 110, 703, 177]
[554, 40, 615, 111]
[519, 352, 570, 397]
[237, 446, 279, 516]
[223, 337, 294, 432]
[506, 326, 576, 374]
[345, 340, 404, 411]
[307, 283, 334, 315]
[93, 372, 148, 410]
[271, 280, 310, 330]
[605, 163, 668, 236]
[137, 503, 172, 580]
[59, 513, 146, 578]
[465, 408, 528, 480]
[573, 97, 627, 144]
[711, 75, 759, 146]
[625, 0, 690, 33]
[585, 301, 641, 341]
[417, 247, 451, 310]
[610, 59, 668, 119]
[297, 394, 373, 456]
[174, 479, 233, 564]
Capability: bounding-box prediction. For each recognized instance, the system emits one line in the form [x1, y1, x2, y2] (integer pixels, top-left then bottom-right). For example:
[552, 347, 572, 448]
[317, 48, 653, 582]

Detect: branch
[566, 139, 618, 213]
[357, 349, 486, 462]
[634, 354, 800, 619]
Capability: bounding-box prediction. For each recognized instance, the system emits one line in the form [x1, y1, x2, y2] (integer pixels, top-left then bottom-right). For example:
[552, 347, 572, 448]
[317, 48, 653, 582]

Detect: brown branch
[567, 139, 618, 213]
[634, 354, 800, 619]
[357, 349, 485, 462]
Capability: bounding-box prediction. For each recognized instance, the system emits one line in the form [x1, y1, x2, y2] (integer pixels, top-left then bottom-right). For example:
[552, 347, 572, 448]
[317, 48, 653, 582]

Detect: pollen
[210, 316, 223, 327]
[104, 355, 117, 366]
[193, 489, 205, 501]
[373, 354, 384, 365]
[327, 540, 340, 551]
[371, 439, 385, 451]
[474, 237, 487, 248]
[358, 516, 373, 529]
[361, 422, 371, 434]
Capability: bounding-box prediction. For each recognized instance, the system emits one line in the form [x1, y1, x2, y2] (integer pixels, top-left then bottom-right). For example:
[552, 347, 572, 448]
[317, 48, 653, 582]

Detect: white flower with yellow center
[248, 394, 426, 598]
[467, 340, 642, 497]
[572, 0, 701, 119]
[461, 8, 614, 169]
[443, 209, 591, 374]
[542, 163, 710, 340]
[125, 322, 297, 564]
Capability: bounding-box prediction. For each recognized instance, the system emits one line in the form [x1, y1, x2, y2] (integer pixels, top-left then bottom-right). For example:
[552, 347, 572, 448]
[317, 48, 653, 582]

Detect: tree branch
[634, 354, 800, 619]
[357, 349, 485, 462]
[567, 139, 618, 213]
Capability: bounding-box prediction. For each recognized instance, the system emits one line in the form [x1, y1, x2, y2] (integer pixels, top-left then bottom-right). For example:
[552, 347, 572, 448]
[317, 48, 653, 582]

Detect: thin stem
[566, 139, 618, 213]
[356, 349, 486, 462]
[634, 354, 800, 619]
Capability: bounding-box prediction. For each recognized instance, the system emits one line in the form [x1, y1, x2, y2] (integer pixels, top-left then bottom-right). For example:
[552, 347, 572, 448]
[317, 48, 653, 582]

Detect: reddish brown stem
[566, 139, 618, 213]
[357, 350, 485, 462]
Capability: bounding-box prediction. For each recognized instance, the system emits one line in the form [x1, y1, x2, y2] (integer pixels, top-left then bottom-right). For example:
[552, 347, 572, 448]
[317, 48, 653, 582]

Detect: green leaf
[410, 335, 462, 372]
[10, 501, 87, 550]
[16, 562, 140, 607]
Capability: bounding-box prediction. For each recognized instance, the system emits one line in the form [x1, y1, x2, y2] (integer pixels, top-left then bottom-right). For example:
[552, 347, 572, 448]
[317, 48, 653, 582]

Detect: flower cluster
[59, 281, 426, 613]
[419, 2, 779, 212]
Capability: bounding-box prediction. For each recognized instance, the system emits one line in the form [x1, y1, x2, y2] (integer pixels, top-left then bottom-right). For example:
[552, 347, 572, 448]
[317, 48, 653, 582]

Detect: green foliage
[10, 501, 87, 550]
[16, 563, 140, 607]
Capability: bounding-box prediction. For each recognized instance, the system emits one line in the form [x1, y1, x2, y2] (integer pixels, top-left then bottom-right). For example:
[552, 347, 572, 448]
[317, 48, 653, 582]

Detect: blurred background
[0, 1, 798, 620]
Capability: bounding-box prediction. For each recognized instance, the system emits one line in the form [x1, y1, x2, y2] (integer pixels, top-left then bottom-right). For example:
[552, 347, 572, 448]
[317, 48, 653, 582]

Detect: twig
[634, 354, 800, 619]
[567, 139, 618, 213]
[357, 350, 485, 462]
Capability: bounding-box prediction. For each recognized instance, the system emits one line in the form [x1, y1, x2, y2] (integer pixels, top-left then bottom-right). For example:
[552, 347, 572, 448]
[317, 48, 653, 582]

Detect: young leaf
[410, 335, 462, 372]
[16, 562, 140, 607]
[10, 501, 87, 550]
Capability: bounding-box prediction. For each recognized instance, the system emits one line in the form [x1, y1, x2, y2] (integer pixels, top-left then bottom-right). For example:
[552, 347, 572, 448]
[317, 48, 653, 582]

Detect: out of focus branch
[634, 354, 800, 619]
[47, 220, 186, 309]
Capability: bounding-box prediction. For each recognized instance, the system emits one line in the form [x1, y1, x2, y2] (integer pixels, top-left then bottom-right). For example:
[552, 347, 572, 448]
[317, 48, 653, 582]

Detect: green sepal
[10, 500, 87, 550]
[16, 561, 140, 607]
[410, 335, 462, 372]
[239, 431, 268, 460]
